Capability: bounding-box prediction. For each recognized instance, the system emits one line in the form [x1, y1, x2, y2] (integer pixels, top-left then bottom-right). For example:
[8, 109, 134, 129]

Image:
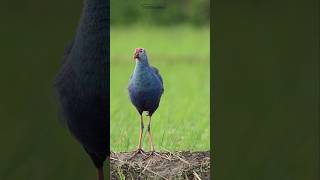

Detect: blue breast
[128, 65, 163, 115]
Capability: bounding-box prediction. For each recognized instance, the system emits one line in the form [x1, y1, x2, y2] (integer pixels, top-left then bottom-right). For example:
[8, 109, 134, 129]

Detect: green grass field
[110, 25, 210, 152]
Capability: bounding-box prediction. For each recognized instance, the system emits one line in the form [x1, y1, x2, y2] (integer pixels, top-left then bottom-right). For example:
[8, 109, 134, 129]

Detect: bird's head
[134, 48, 148, 62]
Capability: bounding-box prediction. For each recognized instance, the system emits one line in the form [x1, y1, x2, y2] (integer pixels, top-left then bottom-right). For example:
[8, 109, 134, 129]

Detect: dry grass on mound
[110, 150, 210, 180]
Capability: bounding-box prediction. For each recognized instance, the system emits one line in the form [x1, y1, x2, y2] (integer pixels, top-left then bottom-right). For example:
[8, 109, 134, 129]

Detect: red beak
[134, 48, 141, 60]
[134, 52, 139, 59]
[133, 48, 140, 59]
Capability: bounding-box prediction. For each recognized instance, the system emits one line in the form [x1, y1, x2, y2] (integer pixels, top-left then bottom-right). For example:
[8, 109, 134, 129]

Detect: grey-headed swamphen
[128, 48, 164, 159]
[54, 0, 109, 179]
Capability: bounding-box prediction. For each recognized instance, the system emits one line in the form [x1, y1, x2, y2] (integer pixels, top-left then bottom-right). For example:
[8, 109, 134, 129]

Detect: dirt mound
[110, 150, 210, 179]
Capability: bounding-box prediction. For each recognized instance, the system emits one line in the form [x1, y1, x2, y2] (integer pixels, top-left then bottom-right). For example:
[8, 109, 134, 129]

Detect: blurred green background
[110, 0, 210, 152]
[110, 26, 210, 151]
[213, 0, 319, 180]
[0, 1, 95, 179]
[110, 0, 209, 26]
[0, 0, 210, 179]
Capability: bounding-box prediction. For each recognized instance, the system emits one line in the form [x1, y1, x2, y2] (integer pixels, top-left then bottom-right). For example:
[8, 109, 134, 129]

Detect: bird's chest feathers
[131, 67, 159, 90]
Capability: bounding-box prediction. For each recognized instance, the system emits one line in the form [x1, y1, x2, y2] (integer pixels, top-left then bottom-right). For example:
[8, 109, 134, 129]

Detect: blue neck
[70, 0, 109, 65]
[133, 58, 149, 76]
[136, 56, 149, 66]
[79, 0, 109, 35]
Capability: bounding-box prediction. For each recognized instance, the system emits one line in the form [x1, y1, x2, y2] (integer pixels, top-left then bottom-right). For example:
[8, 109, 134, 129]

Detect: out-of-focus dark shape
[54, 0, 109, 179]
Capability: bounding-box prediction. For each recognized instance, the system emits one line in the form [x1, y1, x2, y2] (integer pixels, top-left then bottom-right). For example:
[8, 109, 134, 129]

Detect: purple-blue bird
[128, 48, 164, 158]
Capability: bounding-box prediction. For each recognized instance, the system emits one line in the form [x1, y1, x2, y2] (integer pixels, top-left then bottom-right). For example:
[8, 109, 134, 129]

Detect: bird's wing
[151, 66, 164, 93]
[151, 66, 163, 84]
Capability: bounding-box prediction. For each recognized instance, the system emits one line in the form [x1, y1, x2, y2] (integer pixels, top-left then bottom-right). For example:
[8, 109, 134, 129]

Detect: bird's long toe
[143, 151, 169, 161]
[129, 148, 147, 160]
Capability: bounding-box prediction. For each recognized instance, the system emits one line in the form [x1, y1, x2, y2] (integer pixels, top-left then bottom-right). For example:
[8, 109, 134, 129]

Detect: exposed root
[110, 150, 210, 179]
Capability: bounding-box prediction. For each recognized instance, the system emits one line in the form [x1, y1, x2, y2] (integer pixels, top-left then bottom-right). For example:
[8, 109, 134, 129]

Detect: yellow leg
[143, 115, 168, 160]
[129, 115, 146, 159]
[147, 116, 155, 151]
[138, 115, 144, 149]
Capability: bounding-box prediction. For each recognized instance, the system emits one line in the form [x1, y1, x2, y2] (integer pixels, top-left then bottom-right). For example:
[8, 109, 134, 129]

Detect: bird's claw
[143, 151, 166, 160]
[129, 148, 147, 160]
